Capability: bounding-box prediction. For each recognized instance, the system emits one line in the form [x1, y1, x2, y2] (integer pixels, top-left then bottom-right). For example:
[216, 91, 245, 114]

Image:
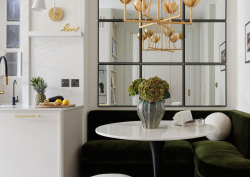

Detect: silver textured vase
[137, 99, 165, 129]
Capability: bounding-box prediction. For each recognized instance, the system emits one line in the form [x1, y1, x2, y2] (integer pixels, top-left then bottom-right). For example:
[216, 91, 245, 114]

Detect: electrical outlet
[62, 79, 70, 87]
[71, 79, 79, 87]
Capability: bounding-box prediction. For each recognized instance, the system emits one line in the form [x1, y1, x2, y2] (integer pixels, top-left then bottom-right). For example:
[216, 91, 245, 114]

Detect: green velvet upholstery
[82, 140, 194, 177]
[227, 110, 250, 159]
[193, 140, 250, 177]
[82, 110, 250, 177]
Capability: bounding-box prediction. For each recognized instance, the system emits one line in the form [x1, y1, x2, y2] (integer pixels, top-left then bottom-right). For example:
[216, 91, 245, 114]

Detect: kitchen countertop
[0, 105, 84, 111]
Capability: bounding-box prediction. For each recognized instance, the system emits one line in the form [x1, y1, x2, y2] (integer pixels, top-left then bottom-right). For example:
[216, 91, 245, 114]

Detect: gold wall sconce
[49, 1, 63, 21]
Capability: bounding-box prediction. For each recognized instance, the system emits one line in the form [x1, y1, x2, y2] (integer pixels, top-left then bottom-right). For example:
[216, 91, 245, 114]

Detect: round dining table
[96, 121, 217, 177]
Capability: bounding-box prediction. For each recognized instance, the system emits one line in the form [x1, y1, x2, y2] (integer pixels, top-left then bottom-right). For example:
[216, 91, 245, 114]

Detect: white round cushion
[205, 113, 231, 141]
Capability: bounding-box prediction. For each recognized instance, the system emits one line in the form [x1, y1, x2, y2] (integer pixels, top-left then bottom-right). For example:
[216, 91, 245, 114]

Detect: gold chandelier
[119, 0, 200, 52]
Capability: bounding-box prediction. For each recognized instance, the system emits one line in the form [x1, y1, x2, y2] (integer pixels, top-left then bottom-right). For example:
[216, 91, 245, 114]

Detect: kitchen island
[0, 105, 84, 177]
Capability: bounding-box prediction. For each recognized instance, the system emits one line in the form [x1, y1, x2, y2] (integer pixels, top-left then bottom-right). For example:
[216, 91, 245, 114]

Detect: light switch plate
[62, 79, 70, 87]
[71, 79, 79, 87]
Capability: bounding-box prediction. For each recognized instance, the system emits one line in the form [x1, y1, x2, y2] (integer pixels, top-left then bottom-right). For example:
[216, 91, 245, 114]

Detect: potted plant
[30, 77, 48, 105]
[128, 76, 171, 129]
[99, 82, 104, 93]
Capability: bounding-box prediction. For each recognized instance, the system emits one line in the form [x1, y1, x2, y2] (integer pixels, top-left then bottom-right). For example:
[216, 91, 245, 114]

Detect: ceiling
[99, 0, 223, 19]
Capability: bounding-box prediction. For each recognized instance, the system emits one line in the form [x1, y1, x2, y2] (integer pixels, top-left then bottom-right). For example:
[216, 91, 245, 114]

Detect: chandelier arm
[143, 0, 152, 17]
[179, 0, 182, 17]
[134, 11, 138, 20]
[190, 7, 193, 23]
[157, 0, 160, 20]
[124, 4, 127, 22]
[140, 22, 157, 29]
[143, 13, 158, 22]
[161, 25, 163, 49]
[124, 20, 158, 23]
[142, 0, 158, 22]
[161, 0, 163, 19]
[160, 23, 171, 30]
[169, 13, 172, 28]
[160, 14, 181, 23]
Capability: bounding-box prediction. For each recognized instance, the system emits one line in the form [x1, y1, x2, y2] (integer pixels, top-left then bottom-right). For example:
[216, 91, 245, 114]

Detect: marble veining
[29, 37, 84, 105]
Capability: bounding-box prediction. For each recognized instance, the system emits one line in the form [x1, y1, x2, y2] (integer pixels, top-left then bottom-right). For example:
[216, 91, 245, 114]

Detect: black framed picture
[219, 42, 226, 71]
[245, 21, 250, 63]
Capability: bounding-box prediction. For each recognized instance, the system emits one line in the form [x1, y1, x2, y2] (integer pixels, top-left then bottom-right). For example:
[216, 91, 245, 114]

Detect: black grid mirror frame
[98, 0, 227, 107]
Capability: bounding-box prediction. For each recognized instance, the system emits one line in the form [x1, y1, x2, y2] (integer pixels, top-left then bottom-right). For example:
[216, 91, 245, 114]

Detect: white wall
[226, 0, 238, 110]
[236, 0, 250, 113]
[29, 0, 85, 32]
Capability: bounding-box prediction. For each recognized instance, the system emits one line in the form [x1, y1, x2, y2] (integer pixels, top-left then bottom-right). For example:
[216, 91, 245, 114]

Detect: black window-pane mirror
[185, 0, 225, 20]
[99, 22, 140, 63]
[185, 65, 226, 106]
[99, 65, 140, 106]
[6, 53, 18, 76]
[7, 0, 20, 21]
[142, 65, 183, 106]
[185, 22, 226, 63]
[7, 25, 20, 48]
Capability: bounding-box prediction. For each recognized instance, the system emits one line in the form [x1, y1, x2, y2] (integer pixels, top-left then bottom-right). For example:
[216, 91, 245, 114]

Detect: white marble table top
[96, 121, 217, 141]
[92, 174, 131, 177]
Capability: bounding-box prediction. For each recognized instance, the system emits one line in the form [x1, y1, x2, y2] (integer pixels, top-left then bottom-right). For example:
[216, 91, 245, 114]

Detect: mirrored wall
[185, 65, 226, 106]
[98, 0, 227, 107]
[99, 65, 140, 106]
[99, 22, 140, 63]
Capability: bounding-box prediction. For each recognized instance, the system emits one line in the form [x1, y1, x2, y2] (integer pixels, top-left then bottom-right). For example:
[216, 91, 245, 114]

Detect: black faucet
[12, 80, 19, 105]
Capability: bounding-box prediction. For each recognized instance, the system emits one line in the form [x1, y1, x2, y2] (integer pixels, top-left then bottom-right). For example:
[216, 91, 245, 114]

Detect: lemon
[56, 99, 62, 105]
[63, 99, 70, 105]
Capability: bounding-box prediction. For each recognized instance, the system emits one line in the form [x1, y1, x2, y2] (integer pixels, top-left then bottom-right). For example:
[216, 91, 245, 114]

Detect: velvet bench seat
[81, 110, 250, 177]
[82, 140, 194, 177]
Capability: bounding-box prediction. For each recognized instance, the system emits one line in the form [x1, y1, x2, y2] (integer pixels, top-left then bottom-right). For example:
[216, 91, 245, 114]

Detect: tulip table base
[148, 141, 165, 177]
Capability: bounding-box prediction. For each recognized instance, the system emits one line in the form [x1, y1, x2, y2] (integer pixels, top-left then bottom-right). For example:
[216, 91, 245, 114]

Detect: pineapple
[30, 77, 48, 105]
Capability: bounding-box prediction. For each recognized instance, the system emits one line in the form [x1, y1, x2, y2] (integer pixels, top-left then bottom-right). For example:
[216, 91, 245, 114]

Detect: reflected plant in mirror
[99, 82, 104, 93]
[128, 76, 171, 129]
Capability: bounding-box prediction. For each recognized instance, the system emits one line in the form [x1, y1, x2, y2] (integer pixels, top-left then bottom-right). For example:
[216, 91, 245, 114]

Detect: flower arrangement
[128, 78, 145, 97]
[128, 76, 170, 102]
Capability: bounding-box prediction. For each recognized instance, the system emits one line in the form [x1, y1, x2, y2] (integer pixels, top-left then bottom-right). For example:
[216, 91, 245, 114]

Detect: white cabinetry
[0, 106, 83, 177]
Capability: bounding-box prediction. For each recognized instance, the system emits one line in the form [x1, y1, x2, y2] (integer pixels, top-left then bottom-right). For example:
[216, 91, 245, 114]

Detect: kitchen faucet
[12, 80, 19, 105]
[0, 56, 8, 94]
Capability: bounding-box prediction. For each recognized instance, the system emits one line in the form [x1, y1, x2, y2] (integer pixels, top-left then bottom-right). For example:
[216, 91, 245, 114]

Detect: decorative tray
[35, 104, 76, 108]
